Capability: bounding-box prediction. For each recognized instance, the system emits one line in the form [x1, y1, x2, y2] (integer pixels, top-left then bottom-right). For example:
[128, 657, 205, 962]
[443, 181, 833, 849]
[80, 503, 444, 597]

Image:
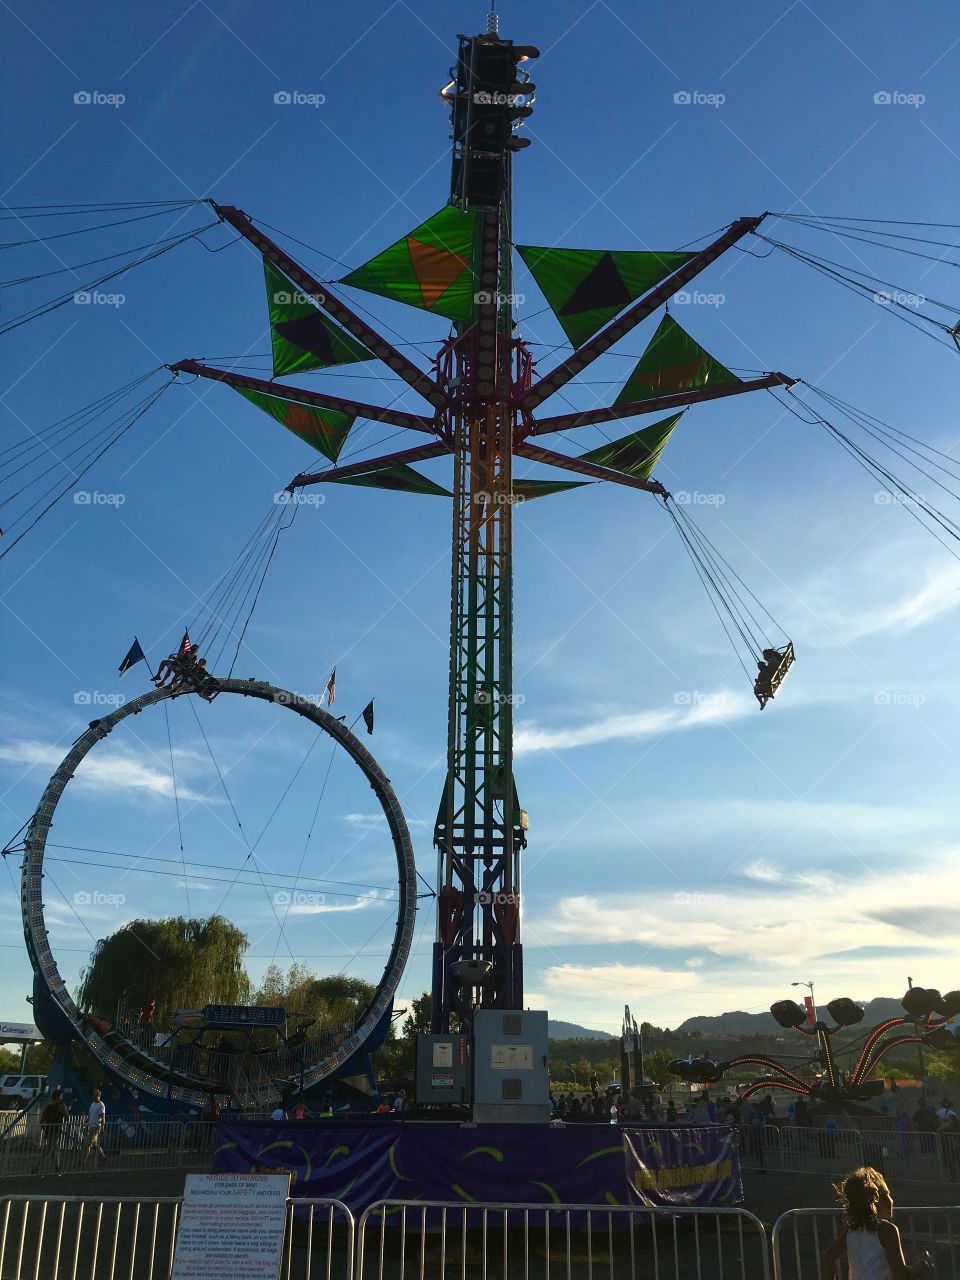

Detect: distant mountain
[676, 996, 908, 1037]
[548, 1019, 615, 1041]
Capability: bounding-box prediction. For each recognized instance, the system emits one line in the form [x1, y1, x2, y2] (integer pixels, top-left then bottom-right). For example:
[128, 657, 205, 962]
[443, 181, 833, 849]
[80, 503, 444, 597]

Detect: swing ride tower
[167, 20, 797, 1041]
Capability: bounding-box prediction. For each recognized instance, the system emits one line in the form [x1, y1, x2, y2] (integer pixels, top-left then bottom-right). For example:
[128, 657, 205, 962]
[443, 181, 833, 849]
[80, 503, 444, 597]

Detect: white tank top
[846, 1229, 891, 1280]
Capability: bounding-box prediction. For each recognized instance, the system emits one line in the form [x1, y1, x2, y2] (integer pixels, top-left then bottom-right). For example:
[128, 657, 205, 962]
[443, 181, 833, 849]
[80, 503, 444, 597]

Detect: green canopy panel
[578, 413, 683, 481]
[329, 463, 451, 497]
[337, 206, 479, 322]
[512, 478, 591, 502]
[516, 246, 693, 348]
[264, 260, 372, 377]
[235, 385, 355, 463]
[615, 313, 740, 405]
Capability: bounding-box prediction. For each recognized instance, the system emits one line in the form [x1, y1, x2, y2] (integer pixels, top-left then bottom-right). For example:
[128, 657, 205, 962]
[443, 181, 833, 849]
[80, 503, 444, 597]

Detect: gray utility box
[415, 1034, 471, 1105]
[473, 1010, 550, 1124]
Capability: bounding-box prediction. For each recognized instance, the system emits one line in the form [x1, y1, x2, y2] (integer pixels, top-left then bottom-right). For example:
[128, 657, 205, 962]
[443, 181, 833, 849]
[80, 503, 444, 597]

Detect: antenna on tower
[487, 0, 499, 36]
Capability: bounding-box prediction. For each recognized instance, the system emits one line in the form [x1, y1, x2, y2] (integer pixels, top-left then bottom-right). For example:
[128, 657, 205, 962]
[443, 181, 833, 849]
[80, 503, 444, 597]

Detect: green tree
[252, 964, 376, 1032]
[641, 1048, 676, 1087]
[77, 915, 250, 1030]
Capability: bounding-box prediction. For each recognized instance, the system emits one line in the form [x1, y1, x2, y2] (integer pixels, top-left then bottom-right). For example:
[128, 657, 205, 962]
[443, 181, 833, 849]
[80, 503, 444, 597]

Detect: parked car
[0, 1074, 48, 1108]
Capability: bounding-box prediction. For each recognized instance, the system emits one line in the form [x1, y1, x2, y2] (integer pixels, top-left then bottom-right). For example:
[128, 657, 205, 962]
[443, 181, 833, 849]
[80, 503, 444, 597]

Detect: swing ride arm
[289, 440, 452, 488]
[520, 215, 769, 411]
[210, 203, 449, 408]
[527, 372, 797, 435]
[514, 442, 667, 494]
[167, 360, 442, 435]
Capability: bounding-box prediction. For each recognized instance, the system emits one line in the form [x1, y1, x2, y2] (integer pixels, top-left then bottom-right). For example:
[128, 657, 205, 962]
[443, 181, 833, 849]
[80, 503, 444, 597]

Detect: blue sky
[2, 0, 959, 1036]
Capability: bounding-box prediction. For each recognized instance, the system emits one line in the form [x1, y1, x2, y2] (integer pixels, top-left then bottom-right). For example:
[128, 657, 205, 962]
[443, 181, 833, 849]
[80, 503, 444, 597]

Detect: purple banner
[622, 1125, 742, 1207]
[214, 1120, 741, 1214]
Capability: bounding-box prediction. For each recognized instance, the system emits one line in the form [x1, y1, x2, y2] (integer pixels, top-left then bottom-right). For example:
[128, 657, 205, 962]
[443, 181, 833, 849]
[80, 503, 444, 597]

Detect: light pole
[907, 976, 927, 1089]
[792, 981, 817, 1023]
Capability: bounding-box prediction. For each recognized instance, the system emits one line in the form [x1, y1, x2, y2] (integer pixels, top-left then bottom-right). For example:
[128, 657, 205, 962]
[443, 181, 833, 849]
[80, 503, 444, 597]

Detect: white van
[0, 1074, 48, 1107]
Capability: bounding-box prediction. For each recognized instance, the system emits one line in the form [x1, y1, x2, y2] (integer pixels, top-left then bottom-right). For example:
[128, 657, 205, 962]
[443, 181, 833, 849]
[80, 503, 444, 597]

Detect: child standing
[821, 1167, 932, 1278]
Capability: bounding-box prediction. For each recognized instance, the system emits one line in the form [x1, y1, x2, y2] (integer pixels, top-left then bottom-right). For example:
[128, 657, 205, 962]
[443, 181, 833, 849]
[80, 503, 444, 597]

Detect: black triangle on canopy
[275, 314, 338, 365]
[558, 252, 633, 316]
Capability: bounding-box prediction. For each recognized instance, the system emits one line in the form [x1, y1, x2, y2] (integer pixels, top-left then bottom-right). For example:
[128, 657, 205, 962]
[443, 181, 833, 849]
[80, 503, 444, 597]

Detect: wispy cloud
[742, 858, 834, 891]
[803, 559, 960, 645]
[286, 889, 386, 916]
[0, 739, 208, 801]
[515, 689, 753, 755]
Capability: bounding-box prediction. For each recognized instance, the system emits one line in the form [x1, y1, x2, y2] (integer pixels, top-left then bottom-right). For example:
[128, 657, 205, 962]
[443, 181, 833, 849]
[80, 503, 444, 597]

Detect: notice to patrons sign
[171, 1173, 290, 1279]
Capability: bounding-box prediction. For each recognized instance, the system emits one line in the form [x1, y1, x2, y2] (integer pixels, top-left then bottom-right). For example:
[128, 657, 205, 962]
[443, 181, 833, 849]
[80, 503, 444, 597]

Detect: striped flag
[326, 667, 336, 706]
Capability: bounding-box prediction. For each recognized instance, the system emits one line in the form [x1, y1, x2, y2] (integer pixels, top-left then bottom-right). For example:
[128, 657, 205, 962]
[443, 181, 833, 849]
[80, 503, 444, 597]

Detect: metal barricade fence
[766, 1124, 960, 1185]
[0, 1196, 354, 1280]
[0, 1115, 219, 1180]
[355, 1200, 772, 1280]
[771, 1206, 960, 1280]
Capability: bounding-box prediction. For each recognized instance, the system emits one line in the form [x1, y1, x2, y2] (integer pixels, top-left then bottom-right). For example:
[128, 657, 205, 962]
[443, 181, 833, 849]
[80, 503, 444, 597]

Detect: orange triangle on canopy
[407, 236, 471, 309]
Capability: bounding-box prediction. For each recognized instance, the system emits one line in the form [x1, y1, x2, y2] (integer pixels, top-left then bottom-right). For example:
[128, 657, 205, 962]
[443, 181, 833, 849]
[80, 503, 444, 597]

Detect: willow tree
[253, 964, 376, 1032]
[77, 915, 250, 1029]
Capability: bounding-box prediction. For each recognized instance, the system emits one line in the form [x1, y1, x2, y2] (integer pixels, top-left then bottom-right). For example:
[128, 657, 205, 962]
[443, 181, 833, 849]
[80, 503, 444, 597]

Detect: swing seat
[754, 642, 794, 708]
[169, 659, 222, 702]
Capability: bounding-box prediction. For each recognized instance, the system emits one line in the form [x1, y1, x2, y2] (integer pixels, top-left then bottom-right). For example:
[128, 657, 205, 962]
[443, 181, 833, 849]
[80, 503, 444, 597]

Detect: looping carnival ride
[19, 680, 416, 1111]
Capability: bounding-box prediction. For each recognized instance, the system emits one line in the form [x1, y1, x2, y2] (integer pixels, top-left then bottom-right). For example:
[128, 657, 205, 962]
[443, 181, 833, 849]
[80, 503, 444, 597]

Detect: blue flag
[118, 638, 146, 676]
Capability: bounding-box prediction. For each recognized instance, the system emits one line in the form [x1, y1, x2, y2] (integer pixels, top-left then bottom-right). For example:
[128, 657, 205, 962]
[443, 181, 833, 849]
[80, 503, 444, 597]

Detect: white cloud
[515, 689, 753, 755]
[523, 855, 960, 980]
[742, 858, 834, 891]
[285, 889, 385, 916]
[0, 739, 207, 801]
[803, 559, 960, 646]
[541, 963, 700, 999]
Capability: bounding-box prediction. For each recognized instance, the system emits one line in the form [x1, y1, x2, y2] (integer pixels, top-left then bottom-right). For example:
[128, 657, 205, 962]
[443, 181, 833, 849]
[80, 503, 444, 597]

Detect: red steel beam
[521, 215, 768, 410]
[212, 203, 448, 408]
[515, 442, 666, 495]
[289, 440, 451, 488]
[527, 372, 796, 435]
[168, 360, 442, 435]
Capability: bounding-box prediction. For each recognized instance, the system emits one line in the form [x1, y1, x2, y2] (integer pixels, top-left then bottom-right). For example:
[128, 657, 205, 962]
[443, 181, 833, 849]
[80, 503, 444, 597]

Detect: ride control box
[415, 1034, 472, 1105]
[472, 1009, 550, 1124]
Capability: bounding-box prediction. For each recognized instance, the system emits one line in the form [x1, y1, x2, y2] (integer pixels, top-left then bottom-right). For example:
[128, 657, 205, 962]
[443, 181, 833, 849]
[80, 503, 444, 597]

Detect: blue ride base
[32, 977, 392, 1121]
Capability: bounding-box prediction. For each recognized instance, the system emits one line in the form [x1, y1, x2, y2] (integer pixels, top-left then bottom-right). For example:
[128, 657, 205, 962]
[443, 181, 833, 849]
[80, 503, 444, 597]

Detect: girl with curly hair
[821, 1167, 933, 1278]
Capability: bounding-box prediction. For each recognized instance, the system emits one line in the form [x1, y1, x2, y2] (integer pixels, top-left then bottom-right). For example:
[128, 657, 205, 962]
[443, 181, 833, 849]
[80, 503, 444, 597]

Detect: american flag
[177, 630, 192, 656]
[326, 667, 336, 706]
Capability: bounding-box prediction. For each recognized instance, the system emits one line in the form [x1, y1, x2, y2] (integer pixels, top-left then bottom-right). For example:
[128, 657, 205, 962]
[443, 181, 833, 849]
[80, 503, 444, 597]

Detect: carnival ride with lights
[4, 11, 960, 1116]
[669, 987, 960, 1109]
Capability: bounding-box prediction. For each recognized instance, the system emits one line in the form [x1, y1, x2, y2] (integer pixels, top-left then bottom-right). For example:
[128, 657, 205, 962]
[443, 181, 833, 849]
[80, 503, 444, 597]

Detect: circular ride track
[20, 678, 418, 1109]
